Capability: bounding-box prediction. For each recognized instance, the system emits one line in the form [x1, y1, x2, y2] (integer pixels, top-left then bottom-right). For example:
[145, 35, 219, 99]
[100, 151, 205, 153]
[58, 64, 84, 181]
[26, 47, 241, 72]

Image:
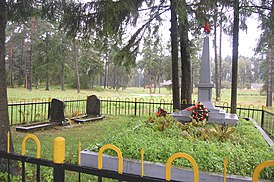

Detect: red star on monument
[202, 21, 210, 34]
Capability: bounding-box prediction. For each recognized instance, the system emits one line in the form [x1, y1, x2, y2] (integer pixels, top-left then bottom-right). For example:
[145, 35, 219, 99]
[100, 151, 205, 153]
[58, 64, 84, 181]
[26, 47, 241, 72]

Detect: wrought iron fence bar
[8, 102, 50, 106]
[0, 151, 54, 167]
[22, 161, 25, 182]
[8, 158, 10, 182]
[0, 151, 180, 182]
[37, 164, 40, 182]
[63, 163, 176, 182]
[215, 105, 262, 112]
[263, 110, 274, 115]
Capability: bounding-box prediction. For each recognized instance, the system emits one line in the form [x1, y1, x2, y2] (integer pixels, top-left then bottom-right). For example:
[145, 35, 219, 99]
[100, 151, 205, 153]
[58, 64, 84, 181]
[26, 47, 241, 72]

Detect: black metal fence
[7, 97, 274, 138]
[261, 110, 274, 137]
[0, 151, 180, 182]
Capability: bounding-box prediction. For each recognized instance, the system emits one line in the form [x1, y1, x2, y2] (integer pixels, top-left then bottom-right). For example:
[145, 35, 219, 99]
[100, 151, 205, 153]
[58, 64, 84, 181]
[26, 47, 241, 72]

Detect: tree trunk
[158, 75, 161, 94]
[27, 17, 35, 91]
[103, 59, 108, 89]
[35, 78, 39, 89]
[9, 37, 14, 88]
[143, 68, 146, 89]
[91, 75, 94, 89]
[218, 6, 224, 99]
[266, 49, 273, 107]
[19, 39, 24, 86]
[0, 0, 15, 172]
[154, 74, 157, 94]
[45, 71, 49, 91]
[74, 42, 80, 93]
[230, 0, 239, 114]
[267, 0, 274, 106]
[25, 47, 28, 88]
[170, 0, 180, 110]
[179, 1, 191, 104]
[149, 73, 152, 94]
[61, 62, 65, 91]
[113, 65, 117, 89]
[214, 1, 220, 101]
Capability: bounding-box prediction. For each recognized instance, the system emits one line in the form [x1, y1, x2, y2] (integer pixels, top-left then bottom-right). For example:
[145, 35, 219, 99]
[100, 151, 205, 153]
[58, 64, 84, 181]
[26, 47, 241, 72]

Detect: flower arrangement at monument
[156, 107, 167, 117]
[186, 101, 209, 126]
[146, 107, 175, 131]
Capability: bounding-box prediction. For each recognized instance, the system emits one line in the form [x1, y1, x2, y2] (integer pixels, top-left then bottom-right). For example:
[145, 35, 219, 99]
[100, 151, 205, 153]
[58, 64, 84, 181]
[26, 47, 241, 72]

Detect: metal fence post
[134, 98, 137, 116]
[53, 137, 65, 182]
[261, 105, 265, 129]
[48, 97, 51, 120]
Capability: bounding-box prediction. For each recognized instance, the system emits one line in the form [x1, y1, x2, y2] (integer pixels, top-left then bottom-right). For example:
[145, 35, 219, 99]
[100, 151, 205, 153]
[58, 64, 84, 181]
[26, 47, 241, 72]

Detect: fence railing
[1, 133, 177, 182]
[1, 133, 273, 182]
[7, 97, 274, 138]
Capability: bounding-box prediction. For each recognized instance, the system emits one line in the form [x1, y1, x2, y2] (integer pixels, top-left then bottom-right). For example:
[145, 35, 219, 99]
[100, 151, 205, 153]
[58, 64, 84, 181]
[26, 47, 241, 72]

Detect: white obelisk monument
[171, 33, 238, 125]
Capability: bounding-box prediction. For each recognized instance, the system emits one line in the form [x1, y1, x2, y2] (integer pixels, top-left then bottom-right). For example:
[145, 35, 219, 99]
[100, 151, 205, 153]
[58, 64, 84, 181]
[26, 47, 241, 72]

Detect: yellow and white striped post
[53, 137, 65, 182]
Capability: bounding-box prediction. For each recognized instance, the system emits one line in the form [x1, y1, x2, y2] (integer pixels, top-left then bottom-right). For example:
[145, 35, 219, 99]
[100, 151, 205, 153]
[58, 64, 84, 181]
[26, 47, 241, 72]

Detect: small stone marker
[86, 95, 101, 116]
[49, 98, 66, 123]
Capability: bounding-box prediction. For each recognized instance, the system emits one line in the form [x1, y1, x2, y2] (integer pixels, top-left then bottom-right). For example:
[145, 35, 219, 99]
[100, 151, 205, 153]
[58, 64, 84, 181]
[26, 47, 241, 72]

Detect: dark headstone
[86, 95, 101, 116]
[49, 98, 66, 123]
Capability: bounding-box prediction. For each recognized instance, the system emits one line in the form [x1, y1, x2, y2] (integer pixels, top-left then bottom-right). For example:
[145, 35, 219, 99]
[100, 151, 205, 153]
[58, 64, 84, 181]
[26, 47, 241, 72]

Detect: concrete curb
[80, 150, 264, 182]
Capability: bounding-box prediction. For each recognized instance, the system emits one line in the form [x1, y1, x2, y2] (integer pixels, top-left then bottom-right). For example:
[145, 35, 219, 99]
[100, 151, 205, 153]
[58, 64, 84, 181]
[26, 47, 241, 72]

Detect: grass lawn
[10, 115, 274, 181]
[7, 86, 266, 108]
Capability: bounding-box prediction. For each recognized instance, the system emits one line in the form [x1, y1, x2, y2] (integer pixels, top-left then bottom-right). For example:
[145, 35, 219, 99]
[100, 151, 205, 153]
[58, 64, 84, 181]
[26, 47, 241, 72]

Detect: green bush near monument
[88, 116, 274, 180]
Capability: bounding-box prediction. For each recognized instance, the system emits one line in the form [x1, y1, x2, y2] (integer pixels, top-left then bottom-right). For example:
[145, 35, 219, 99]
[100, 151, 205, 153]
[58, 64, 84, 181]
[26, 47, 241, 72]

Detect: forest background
[4, 0, 268, 106]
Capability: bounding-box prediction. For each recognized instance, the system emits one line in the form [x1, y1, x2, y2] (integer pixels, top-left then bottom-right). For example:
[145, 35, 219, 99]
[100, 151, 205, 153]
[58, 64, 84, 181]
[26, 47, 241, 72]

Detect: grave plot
[82, 115, 274, 181]
[16, 98, 69, 132]
[71, 95, 105, 123]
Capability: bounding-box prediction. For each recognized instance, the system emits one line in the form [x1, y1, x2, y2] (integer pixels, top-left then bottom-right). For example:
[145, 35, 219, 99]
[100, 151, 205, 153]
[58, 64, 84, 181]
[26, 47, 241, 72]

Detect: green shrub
[88, 117, 274, 180]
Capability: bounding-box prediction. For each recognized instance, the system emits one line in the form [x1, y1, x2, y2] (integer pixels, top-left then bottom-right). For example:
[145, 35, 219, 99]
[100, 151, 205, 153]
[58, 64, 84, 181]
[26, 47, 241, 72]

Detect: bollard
[223, 158, 228, 182]
[140, 148, 144, 177]
[53, 137, 65, 182]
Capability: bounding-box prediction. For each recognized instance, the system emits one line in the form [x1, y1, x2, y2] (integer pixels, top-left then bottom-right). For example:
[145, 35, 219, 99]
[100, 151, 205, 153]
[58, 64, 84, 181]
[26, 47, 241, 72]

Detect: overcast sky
[218, 15, 261, 58]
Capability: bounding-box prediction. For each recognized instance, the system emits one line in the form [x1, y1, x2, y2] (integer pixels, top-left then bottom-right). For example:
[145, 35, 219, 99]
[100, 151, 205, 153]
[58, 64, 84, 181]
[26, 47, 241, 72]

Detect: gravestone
[74, 95, 104, 123]
[171, 35, 238, 125]
[86, 95, 101, 116]
[49, 98, 66, 124]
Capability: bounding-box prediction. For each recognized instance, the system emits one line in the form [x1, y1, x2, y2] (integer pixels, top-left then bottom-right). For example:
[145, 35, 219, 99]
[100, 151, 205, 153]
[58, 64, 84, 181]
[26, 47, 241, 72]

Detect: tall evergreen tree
[178, 0, 192, 104]
[0, 0, 11, 173]
[231, 0, 240, 114]
[170, 0, 180, 109]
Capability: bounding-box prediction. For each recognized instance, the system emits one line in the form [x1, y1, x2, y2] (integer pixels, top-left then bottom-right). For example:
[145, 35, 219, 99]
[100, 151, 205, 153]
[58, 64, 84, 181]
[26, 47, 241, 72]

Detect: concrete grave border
[80, 150, 271, 182]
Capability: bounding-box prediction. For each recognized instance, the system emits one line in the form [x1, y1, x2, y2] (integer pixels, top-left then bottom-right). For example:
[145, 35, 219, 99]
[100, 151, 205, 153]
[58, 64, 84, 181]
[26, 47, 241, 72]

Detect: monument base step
[207, 113, 238, 125]
[171, 107, 238, 125]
